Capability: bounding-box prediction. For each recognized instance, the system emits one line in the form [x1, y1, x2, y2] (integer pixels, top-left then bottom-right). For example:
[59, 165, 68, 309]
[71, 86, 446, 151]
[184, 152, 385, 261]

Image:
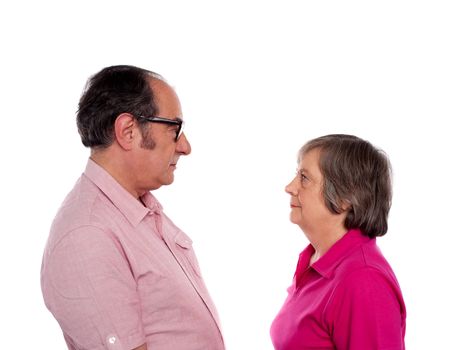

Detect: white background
[1, 1, 460, 349]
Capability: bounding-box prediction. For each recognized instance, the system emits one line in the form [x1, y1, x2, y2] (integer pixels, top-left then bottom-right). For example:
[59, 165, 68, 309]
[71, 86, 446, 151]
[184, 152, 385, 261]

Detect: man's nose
[176, 133, 192, 155]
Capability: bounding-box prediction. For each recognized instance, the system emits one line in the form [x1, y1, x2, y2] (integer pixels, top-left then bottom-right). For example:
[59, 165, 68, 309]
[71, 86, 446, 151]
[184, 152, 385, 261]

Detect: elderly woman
[270, 134, 406, 350]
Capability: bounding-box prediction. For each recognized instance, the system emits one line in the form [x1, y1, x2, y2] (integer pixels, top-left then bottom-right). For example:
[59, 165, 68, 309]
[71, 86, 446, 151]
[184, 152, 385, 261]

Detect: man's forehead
[149, 77, 181, 111]
[149, 76, 172, 91]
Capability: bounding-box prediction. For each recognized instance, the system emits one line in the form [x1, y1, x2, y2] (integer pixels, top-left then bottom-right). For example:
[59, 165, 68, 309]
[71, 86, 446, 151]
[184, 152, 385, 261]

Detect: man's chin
[162, 175, 175, 186]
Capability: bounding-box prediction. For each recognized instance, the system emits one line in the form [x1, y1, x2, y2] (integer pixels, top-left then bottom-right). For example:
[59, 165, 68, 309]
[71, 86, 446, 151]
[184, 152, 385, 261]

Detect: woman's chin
[289, 212, 301, 225]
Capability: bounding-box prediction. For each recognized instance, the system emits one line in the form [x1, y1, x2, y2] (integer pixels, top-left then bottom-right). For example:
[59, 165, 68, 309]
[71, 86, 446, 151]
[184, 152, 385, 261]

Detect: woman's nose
[285, 176, 298, 195]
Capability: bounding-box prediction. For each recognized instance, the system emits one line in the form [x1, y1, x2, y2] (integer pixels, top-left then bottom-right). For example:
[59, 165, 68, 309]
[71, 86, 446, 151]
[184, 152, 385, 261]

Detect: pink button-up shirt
[41, 159, 224, 350]
[270, 229, 406, 350]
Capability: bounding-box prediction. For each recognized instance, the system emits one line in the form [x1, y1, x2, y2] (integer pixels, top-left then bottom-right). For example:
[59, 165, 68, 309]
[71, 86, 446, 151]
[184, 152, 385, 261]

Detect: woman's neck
[306, 226, 348, 264]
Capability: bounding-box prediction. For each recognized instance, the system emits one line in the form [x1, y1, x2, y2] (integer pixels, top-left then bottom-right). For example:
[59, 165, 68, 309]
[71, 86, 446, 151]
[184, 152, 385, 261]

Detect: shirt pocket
[174, 230, 202, 278]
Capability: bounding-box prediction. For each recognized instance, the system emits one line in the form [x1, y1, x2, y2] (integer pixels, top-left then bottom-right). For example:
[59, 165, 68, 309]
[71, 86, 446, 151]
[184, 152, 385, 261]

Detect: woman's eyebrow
[298, 168, 311, 175]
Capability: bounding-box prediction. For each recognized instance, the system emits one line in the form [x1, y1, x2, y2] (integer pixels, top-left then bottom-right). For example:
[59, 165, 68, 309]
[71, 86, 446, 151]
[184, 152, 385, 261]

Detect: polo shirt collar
[84, 158, 163, 227]
[312, 228, 371, 279]
[295, 229, 372, 284]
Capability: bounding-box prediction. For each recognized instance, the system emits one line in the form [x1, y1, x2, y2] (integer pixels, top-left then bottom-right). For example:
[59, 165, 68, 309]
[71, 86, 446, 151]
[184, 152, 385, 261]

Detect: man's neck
[90, 150, 141, 199]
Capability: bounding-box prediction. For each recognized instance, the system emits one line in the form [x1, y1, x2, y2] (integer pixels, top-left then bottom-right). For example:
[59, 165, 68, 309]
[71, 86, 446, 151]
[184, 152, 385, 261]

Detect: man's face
[134, 78, 191, 192]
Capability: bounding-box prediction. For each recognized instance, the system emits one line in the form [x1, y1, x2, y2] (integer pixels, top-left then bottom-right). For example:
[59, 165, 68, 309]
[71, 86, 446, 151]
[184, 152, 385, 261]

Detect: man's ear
[114, 113, 137, 150]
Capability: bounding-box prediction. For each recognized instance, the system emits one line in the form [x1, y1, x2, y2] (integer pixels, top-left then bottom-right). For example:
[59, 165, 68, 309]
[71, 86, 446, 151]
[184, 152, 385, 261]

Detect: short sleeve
[325, 268, 405, 350]
[41, 226, 146, 350]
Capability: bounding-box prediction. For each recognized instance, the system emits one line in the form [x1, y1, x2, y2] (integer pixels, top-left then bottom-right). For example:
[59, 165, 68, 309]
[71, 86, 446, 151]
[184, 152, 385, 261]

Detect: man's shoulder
[47, 175, 114, 248]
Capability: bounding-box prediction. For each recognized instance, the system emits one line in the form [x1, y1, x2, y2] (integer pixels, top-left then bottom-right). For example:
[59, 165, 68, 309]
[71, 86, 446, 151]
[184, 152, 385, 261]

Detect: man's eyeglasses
[137, 115, 184, 142]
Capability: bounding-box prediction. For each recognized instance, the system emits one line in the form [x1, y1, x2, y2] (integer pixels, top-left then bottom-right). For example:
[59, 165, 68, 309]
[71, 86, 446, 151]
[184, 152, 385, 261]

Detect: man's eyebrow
[159, 116, 182, 123]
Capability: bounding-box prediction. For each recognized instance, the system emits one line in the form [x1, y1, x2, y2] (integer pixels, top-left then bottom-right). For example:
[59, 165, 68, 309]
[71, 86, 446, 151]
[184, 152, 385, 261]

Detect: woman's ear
[114, 113, 137, 150]
[339, 199, 352, 212]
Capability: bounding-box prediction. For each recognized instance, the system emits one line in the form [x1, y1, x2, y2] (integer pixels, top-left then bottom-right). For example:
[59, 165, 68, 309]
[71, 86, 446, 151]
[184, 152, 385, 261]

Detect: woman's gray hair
[299, 134, 392, 238]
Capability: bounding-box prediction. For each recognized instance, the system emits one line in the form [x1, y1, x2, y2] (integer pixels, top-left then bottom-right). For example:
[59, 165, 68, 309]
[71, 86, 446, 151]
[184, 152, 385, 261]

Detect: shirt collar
[294, 244, 315, 287]
[84, 158, 163, 227]
[296, 229, 372, 282]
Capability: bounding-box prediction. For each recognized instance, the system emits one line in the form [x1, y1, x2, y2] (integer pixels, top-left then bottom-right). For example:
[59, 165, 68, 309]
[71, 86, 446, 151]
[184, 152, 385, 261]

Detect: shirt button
[106, 335, 118, 345]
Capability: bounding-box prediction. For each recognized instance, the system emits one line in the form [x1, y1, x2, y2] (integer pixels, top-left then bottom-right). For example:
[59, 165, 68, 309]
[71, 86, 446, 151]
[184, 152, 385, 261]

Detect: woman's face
[285, 148, 345, 236]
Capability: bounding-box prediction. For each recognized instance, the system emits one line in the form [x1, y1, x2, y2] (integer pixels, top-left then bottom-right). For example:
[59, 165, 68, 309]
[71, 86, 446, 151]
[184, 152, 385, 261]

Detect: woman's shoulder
[333, 240, 399, 288]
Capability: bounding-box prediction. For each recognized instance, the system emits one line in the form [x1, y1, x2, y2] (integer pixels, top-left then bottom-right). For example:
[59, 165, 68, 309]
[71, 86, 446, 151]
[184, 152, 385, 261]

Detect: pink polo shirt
[270, 229, 406, 350]
[41, 159, 224, 350]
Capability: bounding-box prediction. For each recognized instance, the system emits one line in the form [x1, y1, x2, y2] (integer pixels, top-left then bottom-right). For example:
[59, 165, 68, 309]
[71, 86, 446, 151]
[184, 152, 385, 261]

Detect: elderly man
[41, 65, 224, 350]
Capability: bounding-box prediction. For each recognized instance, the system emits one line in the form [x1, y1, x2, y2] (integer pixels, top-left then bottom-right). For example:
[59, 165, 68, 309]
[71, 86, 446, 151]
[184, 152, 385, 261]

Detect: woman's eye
[297, 171, 308, 182]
